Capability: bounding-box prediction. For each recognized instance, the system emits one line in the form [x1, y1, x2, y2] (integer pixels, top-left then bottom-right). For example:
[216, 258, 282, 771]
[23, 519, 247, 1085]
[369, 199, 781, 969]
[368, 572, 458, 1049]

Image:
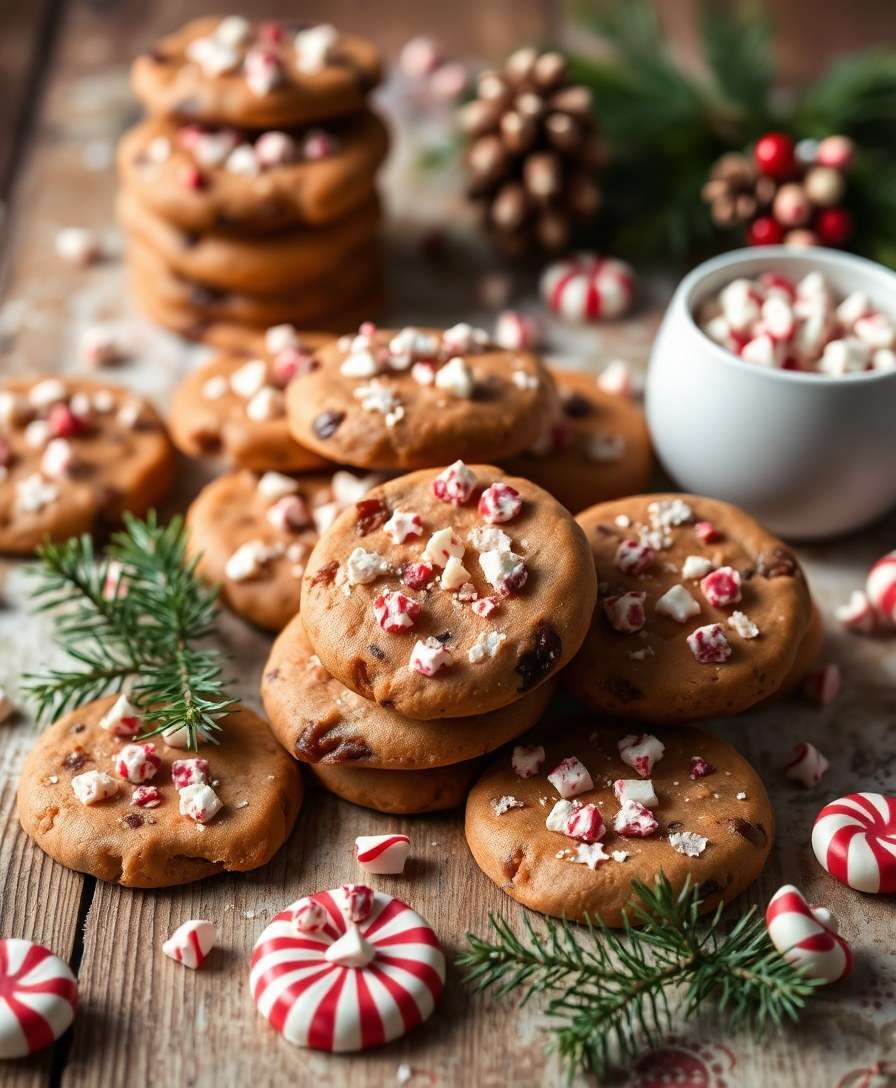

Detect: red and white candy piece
[687, 623, 732, 664]
[613, 799, 659, 838]
[171, 758, 210, 791]
[547, 756, 593, 799]
[354, 835, 411, 875]
[546, 799, 605, 843]
[512, 744, 545, 778]
[0, 938, 78, 1058]
[603, 591, 646, 634]
[835, 590, 876, 635]
[250, 887, 445, 1052]
[618, 734, 665, 778]
[540, 253, 636, 322]
[98, 693, 141, 738]
[409, 637, 452, 676]
[115, 742, 161, 785]
[478, 483, 522, 525]
[291, 897, 329, 934]
[494, 311, 539, 350]
[783, 742, 829, 787]
[802, 664, 841, 707]
[432, 461, 476, 505]
[811, 792, 896, 893]
[866, 551, 896, 628]
[373, 591, 421, 633]
[700, 566, 741, 608]
[383, 510, 422, 544]
[765, 885, 852, 985]
[614, 538, 652, 575]
[162, 920, 215, 969]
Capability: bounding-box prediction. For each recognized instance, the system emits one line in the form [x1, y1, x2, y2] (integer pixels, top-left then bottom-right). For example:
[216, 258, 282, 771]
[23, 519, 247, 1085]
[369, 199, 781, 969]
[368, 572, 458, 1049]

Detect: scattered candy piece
[613, 799, 659, 837]
[409, 637, 452, 676]
[802, 664, 841, 706]
[354, 834, 411, 875]
[614, 538, 652, 575]
[541, 254, 636, 321]
[512, 745, 545, 778]
[668, 831, 708, 857]
[115, 742, 161, 784]
[374, 591, 421, 633]
[162, 920, 215, 969]
[618, 734, 665, 778]
[613, 778, 658, 808]
[700, 566, 742, 608]
[131, 785, 161, 808]
[687, 623, 732, 664]
[494, 311, 539, 350]
[171, 758, 210, 791]
[689, 756, 716, 780]
[866, 551, 896, 628]
[655, 584, 701, 623]
[432, 460, 476, 505]
[478, 482, 522, 524]
[765, 885, 851, 985]
[547, 756, 594, 799]
[811, 792, 896, 893]
[597, 359, 635, 398]
[546, 799, 605, 842]
[835, 590, 876, 635]
[784, 742, 829, 787]
[290, 897, 328, 934]
[179, 783, 222, 824]
[0, 938, 78, 1057]
[603, 591, 646, 633]
[71, 770, 118, 805]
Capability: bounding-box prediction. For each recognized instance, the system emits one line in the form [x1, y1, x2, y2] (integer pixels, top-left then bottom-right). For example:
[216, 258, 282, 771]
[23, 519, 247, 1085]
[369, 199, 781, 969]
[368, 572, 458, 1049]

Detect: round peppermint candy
[0, 939, 78, 1058]
[540, 253, 636, 322]
[811, 792, 896, 893]
[866, 551, 896, 627]
[250, 887, 445, 1051]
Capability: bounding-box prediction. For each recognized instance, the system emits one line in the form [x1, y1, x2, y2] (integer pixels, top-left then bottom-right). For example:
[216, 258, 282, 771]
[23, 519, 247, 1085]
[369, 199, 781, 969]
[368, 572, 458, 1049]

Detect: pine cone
[702, 152, 776, 228]
[460, 47, 603, 255]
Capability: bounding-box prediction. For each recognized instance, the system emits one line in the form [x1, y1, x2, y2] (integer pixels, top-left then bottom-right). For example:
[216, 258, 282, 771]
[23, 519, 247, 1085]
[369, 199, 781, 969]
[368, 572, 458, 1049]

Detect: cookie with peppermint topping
[131, 18, 382, 130]
[465, 721, 772, 926]
[0, 377, 175, 555]
[186, 468, 382, 630]
[17, 696, 302, 887]
[503, 366, 653, 513]
[117, 109, 389, 234]
[309, 759, 482, 814]
[168, 333, 332, 472]
[299, 464, 595, 719]
[262, 617, 555, 770]
[565, 494, 813, 723]
[285, 324, 558, 469]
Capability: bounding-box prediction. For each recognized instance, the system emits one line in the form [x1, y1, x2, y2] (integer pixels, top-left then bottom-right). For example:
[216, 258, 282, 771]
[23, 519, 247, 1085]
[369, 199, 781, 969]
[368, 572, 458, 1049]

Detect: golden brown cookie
[565, 494, 813, 724]
[168, 335, 332, 472]
[771, 601, 823, 699]
[262, 617, 556, 768]
[132, 17, 381, 129]
[503, 367, 653, 512]
[287, 325, 559, 470]
[118, 187, 381, 293]
[186, 468, 382, 630]
[465, 721, 773, 926]
[0, 377, 175, 555]
[118, 110, 389, 232]
[126, 235, 382, 331]
[309, 760, 480, 814]
[300, 464, 596, 720]
[17, 697, 302, 887]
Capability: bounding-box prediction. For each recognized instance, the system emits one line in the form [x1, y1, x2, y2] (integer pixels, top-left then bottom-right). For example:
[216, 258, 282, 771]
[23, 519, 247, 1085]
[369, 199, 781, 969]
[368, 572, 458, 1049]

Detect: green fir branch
[459, 874, 819, 1080]
[23, 513, 233, 749]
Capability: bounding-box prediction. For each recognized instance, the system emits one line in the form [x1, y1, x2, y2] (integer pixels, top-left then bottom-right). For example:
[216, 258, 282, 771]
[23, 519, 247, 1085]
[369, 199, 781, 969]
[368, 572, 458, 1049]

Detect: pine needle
[23, 512, 233, 749]
[458, 874, 820, 1080]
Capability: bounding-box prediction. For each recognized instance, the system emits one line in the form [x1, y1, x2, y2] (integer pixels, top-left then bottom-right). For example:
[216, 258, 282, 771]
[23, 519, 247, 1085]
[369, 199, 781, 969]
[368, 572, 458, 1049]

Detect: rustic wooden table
[0, 4, 894, 1086]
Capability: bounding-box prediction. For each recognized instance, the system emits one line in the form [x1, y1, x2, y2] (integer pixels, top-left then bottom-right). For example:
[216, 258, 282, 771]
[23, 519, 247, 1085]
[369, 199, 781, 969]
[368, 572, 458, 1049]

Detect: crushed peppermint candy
[565, 842, 609, 869]
[695, 521, 722, 544]
[409, 637, 452, 676]
[618, 734, 665, 778]
[613, 799, 659, 837]
[434, 357, 475, 398]
[546, 798, 605, 842]
[71, 770, 118, 805]
[700, 566, 742, 608]
[432, 461, 477, 505]
[225, 539, 274, 582]
[547, 756, 594, 799]
[491, 795, 524, 816]
[115, 742, 161, 784]
[256, 471, 299, 501]
[604, 591, 647, 633]
[401, 561, 435, 589]
[669, 831, 708, 857]
[613, 778, 658, 808]
[728, 610, 760, 639]
[468, 630, 506, 663]
[383, 509, 423, 544]
[479, 547, 527, 595]
[472, 595, 500, 617]
[179, 783, 223, 824]
[98, 693, 141, 737]
[614, 538, 652, 575]
[468, 525, 511, 552]
[783, 742, 829, 787]
[689, 756, 716, 780]
[374, 591, 421, 633]
[682, 555, 713, 580]
[354, 380, 404, 427]
[422, 528, 464, 567]
[512, 745, 545, 778]
[441, 555, 471, 592]
[346, 547, 390, 585]
[687, 623, 732, 663]
[171, 758, 210, 791]
[131, 785, 161, 808]
[655, 584, 701, 623]
[478, 482, 522, 524]
[648, 498, 694, 531]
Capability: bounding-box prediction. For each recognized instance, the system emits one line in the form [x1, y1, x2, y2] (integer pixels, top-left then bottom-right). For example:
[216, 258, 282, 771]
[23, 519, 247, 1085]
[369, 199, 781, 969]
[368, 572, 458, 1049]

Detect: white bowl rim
[679, 244, 896, 386]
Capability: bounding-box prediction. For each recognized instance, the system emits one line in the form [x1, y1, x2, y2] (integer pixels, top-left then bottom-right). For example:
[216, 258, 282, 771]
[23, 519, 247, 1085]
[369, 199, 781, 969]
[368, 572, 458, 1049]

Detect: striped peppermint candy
[0, 939, 78, 1058]
[540, 253, 636, 322]
[354, 834, 411, 875]
[866, 551, 896, 627]
[250, 887, 445, 1052]
[162, 920, 215, 969]
[765, 885, 852, 985]
[811, 792, 896, 893]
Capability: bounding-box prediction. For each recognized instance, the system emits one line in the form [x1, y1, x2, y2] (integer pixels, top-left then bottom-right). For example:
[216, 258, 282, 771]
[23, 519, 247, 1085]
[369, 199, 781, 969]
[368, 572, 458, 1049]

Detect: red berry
[747, 216, 785, 246]
[754, 132, 796, 178]
[816, 206, 853, 246]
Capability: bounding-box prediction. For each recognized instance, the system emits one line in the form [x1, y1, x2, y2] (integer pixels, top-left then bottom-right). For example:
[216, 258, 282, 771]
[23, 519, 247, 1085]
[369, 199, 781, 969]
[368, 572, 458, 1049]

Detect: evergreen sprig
[459, 874, 819, 1080]
[23, 512, 233, 749]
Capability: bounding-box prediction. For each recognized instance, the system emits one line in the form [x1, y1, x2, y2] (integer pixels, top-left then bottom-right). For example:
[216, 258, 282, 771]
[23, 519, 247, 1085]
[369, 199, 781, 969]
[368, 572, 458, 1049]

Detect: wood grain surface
[0, 3, 894, 1087]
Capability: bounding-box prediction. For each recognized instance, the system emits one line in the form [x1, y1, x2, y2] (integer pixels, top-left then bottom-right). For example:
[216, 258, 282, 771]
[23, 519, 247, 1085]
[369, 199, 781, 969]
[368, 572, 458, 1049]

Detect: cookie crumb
[491, 795, 523, 816]
[669, 830, 708, 857]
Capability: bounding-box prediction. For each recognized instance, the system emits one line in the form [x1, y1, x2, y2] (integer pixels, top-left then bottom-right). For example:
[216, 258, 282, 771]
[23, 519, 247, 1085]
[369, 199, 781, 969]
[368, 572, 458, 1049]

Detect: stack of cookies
[262, 462, 598, 814]
[119, 16, 388, 343]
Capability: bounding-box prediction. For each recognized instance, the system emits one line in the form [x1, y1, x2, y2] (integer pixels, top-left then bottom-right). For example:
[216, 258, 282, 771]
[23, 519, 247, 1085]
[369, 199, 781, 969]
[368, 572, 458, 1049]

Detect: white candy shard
[669, 831, 708, 857]
[617, 734, 665, 778]
[512, 745, 545, 778]
[179, 783, 223, 824]
[162, 920, 215, 969]
[346, 547, 390, 585]
[325, 924, 377, 969]
[655, 584, 701, 623]
[354, 834, 411, 875]
[783, 742, 830, 787]
[71, 770, 118, 805]
[613, 778, 658, 808]
[547, 756, 593, 799]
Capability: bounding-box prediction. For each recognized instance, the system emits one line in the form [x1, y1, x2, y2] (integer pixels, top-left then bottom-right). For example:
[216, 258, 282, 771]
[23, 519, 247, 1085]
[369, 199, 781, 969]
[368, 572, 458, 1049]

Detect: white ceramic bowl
[646, 246, 896, 540]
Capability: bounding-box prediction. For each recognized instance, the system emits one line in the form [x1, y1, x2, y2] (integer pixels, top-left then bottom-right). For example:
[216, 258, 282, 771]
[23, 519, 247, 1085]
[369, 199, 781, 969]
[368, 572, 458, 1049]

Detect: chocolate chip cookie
[287, 324, 559, 469]
[17, 697, 302, 887]
[300, 464, 596, 719]
[465, 720, 773, 925]
[564, 494, 813, 723]
[0, 377, 175, 554]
